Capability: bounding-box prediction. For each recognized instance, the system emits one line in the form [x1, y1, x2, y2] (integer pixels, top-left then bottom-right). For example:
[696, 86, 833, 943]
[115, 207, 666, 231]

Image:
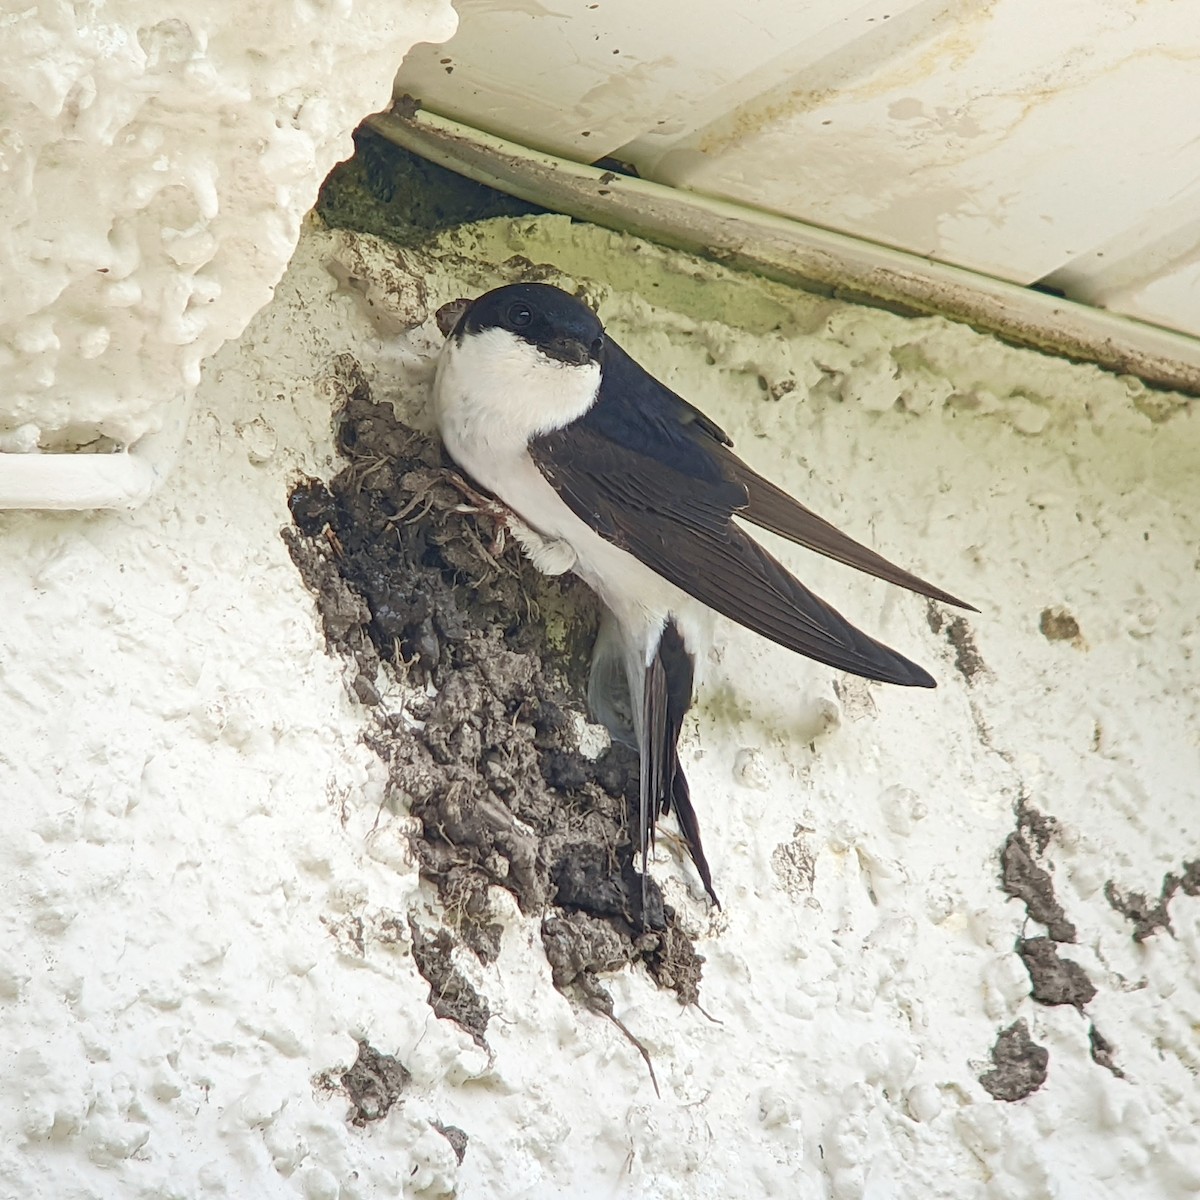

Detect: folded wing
[722, 455, 976, 611]
[569, 337, 974, 615]
[531, 420, 938, 688]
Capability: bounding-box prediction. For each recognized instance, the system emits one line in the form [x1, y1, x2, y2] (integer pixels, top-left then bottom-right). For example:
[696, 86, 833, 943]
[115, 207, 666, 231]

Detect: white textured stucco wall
[0, 0, 454, 452]
[2, 202, 1199, 1199]
[3, 10, 1200, 1192]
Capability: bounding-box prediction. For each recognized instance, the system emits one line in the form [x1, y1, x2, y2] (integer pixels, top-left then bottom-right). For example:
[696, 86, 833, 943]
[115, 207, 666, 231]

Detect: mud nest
[283, 355, 704, 1036]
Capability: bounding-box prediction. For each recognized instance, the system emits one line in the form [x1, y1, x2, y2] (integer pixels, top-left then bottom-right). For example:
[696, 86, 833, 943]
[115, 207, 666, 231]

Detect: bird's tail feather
[639, 619, 718, 910]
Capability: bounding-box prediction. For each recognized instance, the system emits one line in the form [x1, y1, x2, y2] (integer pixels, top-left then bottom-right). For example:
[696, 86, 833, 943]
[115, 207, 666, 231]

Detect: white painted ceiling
[397, 0, 1200, 343]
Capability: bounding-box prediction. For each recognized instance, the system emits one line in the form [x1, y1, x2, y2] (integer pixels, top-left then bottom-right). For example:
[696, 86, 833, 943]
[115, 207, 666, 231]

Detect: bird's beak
[541, 336, 597, 366]
[435, 297, 473, 338]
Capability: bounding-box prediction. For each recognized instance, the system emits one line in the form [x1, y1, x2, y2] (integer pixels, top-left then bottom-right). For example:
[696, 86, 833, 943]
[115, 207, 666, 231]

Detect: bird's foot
[439, 468, 574, 570]
[440, 469, 506, 519]
[437, 470, 516, 556]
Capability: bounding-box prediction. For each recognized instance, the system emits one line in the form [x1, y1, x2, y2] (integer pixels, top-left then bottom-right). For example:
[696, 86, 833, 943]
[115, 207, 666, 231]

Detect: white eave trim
[369, 105, 1200, 398]
[0, 401, 188, 511]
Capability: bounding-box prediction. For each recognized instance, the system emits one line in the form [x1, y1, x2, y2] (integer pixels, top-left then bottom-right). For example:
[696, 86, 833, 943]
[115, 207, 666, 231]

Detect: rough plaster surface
[0, 0, 454, 451]
[2, 212, 1199, 1199]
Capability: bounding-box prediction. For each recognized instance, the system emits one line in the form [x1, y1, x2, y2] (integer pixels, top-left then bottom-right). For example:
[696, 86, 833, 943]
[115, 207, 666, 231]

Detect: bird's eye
[590, 335, 604, 358]
[507, 303, 533, 328]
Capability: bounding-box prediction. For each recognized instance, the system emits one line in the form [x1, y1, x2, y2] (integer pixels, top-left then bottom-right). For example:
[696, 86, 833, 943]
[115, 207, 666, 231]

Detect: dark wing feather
[718, 454, 977, 611]
[590, 340, 974, 612]
[640, 641, 667, 917]
[658, 622, 717, 905]
[641, 620, 716, 910]
[532, 422, 936, 687]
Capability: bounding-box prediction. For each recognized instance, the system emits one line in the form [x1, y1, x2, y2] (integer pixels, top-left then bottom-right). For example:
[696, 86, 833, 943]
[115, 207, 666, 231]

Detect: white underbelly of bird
[438, 408, 710, 669]
[430, 284, 973, 919]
